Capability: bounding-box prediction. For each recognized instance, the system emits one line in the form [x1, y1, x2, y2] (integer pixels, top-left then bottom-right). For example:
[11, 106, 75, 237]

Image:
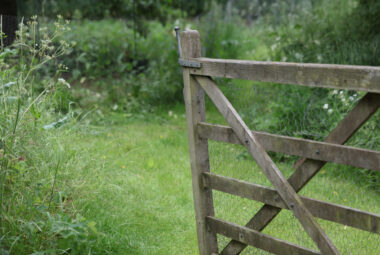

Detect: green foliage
[252, 0, 380, 185]
[64, 19, 135, 79]
[0, 17, 98, 254]
[18, 0, 211, 22]
[61, 19, 182, 110]
[198, 2, 249, 60]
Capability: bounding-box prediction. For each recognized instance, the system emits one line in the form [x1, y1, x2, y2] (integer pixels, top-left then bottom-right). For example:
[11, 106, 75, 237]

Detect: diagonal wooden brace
[221, 92, 380, 255]
[194, 76, 340, 255]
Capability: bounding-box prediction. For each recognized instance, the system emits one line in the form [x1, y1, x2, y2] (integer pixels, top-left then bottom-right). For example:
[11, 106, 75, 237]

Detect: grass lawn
[58, 104, 379, 254]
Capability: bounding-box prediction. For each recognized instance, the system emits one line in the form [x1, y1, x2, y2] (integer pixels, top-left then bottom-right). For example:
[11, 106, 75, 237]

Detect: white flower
[323, 103, 329, 110]
[295, 53, 303, 60]
[328, 109, 333, 114]
[168, 111, 173, 117]
[58, 78, 71, 88]
[332, 90, 338, 95]
[349, 96, 354, 101]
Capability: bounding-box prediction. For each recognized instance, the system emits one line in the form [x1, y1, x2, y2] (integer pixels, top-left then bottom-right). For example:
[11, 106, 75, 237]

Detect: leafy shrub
[18, 0, 211, 21]
[63, 19, 136, 80]
[256, 0, 380, 187]
[60, 19, 183, 110]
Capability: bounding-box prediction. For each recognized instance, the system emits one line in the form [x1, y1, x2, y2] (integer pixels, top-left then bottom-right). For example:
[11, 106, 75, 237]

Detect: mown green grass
[49, 105, 380, 254]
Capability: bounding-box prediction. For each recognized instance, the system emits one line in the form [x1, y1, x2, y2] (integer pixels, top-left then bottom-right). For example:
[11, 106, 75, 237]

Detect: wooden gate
[178, 29, 380, 255]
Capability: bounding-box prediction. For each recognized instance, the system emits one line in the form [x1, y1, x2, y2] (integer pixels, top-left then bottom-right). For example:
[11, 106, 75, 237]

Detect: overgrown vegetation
[1, 0, 379, 253]
[0, 17, 98, 254]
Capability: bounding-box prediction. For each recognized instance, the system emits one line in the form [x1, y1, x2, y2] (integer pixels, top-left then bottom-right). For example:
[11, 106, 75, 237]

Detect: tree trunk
[1, 0, 18, 47]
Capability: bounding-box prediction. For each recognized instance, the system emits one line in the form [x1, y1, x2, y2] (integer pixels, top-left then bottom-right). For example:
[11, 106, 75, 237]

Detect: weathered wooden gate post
[181, 30, 218, 255]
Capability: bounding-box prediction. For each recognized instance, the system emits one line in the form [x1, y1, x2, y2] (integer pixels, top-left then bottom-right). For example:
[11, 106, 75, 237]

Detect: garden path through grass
[64, 106, 380, 254]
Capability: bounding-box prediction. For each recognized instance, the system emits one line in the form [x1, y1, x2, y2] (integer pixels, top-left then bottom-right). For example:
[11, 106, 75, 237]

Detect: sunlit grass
[49, 105, 380, 254]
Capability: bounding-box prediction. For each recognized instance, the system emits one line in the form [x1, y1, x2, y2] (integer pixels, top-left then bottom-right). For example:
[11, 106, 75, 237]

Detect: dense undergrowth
[1, 0, 379, 253]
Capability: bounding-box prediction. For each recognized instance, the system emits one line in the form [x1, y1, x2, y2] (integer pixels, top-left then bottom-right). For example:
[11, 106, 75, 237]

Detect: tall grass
[0, 16, 97, 254]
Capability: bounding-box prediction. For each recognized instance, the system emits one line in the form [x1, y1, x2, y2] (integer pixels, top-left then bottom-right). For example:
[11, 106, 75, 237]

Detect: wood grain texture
[189, 57, 380, 93]
[197, 122, 380, 172]
[181, 31, 218, 255]
[195, 76, 340, 254]
[203, 172, 380, 234]
[221, 93, 380, 255]
[206, 216, 320, 255]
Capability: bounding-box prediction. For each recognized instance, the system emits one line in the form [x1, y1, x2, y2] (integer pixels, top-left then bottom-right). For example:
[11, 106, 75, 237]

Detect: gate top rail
[185, 57, 380, 93]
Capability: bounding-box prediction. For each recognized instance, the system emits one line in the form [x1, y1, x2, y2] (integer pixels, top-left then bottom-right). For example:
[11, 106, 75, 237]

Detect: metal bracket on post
[174, 27, 202, 69]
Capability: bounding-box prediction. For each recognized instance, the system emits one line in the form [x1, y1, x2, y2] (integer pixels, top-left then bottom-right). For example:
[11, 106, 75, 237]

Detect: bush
[257, 0, 380, 187]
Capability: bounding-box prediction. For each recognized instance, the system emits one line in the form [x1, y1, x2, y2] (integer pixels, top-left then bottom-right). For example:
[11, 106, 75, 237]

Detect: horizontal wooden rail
[203, 172, 380, 234]
[198, 122, 380, 172]
[206, 216, 320, 255]
[188, 57, 380, 93]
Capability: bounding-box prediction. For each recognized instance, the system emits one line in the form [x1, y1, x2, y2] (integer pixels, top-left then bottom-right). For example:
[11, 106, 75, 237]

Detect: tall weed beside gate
[0, 17, 96, 254]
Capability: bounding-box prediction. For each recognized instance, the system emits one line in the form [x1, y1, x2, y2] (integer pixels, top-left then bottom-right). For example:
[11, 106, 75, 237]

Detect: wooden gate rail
[202, 172, 380, 234]
[179, 29, 380, 255]
[206, 216, 320, 255]
[197, 122, 380, 172]
[188, 57, 380, 93]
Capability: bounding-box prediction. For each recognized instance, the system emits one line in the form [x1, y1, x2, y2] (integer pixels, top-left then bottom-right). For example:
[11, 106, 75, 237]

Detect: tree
[1, 0, 18, 47]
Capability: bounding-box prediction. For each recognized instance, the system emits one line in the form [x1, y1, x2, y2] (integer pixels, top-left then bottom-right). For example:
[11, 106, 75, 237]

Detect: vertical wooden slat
[195, 76, 340, 255]
[181, 30, 218, 255]
[221, 92, 380, 255]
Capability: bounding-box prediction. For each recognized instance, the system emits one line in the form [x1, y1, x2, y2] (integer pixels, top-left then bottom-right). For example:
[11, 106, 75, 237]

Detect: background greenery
[1, 0, 379, 254]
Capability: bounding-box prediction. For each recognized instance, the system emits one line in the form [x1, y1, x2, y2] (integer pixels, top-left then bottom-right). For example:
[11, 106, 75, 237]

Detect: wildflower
[344, 198, 347, 202]
[295, 53, 303, 60]
[321, 170, 326, 174]
[103, 155, 107, 159]
[323, 103, 329, 110]
[328, 109, 333, 114]
[122, 165, 126, 169]
[349, 96, 354, 101]
[58, 78, 71, 88]
[168, 111, 173, 117]
[332, 90, 338, 95]
[333, 191, 338, 196]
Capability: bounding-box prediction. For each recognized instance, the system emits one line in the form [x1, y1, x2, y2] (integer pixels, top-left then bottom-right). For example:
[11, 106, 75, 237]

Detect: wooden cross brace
[195, 75, 339, 254]
[180, 30, 380, 255]
[218, 91, 380, 255]
[195, 75, 380, 255]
